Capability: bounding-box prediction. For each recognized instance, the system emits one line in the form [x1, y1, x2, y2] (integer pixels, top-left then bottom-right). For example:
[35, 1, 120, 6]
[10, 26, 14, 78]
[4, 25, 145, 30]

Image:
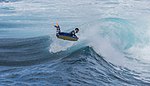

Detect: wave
[0, 34, 150, 85]
[59, 46, 150, 85]
[0, 36, 52, 66]
[13, 46, 149, 86]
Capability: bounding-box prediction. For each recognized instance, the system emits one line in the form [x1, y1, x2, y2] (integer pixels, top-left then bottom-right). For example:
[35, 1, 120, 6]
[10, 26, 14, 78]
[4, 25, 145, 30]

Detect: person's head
[75, 28, 79, 33]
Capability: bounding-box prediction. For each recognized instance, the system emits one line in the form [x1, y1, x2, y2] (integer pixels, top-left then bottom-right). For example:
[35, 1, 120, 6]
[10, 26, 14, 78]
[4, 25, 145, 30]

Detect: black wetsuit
[70, 30, 76, 36]
[54, 25, 61, 37]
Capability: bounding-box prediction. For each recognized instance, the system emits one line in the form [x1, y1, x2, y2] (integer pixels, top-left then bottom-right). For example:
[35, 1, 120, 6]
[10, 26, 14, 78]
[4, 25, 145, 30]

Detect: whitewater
[0, 0, 150, 86]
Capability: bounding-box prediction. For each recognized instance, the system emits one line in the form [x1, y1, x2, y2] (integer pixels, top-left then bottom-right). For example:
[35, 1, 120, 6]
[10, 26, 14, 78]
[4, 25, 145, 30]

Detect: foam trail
[49, 34, 75, 53]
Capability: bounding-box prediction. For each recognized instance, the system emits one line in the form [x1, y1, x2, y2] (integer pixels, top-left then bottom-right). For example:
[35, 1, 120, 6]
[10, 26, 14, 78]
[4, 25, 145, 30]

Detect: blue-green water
[0, 0, 150, 85]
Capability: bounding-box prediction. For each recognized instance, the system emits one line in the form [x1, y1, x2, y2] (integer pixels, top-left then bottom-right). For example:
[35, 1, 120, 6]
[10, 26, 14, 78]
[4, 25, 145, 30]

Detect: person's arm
[54, 25, 60, 29]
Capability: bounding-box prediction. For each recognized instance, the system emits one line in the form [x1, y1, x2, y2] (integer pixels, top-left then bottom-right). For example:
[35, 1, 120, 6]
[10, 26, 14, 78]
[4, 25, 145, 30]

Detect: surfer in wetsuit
[54, 23, 79, 37]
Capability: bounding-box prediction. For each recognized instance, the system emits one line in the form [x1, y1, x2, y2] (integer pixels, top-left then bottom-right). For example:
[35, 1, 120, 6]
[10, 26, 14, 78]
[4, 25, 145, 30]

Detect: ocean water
[0, 0, 150, 86]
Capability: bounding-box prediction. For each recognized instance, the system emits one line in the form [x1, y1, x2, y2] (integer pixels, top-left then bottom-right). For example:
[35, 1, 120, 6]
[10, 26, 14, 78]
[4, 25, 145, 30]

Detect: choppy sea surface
[0, 0, 150, 86]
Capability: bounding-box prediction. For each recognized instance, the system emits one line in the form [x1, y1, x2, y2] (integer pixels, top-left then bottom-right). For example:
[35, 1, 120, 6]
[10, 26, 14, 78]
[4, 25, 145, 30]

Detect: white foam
[49, 35, 75, 53]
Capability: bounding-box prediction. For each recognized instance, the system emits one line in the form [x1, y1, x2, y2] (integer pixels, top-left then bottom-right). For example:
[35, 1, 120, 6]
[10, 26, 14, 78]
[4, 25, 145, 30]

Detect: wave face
[1, 45, 149, 86]
[1, 0, 150, 85]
